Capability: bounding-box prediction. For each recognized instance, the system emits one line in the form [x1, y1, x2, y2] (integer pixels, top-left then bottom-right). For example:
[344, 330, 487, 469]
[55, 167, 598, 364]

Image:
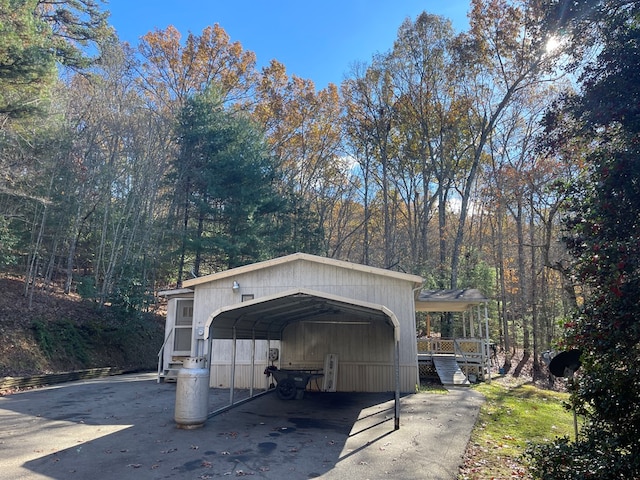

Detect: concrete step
[160, 360, 184, 383]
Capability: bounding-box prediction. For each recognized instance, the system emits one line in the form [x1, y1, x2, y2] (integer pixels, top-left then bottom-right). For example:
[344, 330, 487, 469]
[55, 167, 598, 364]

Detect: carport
[199, 288, 402, 429]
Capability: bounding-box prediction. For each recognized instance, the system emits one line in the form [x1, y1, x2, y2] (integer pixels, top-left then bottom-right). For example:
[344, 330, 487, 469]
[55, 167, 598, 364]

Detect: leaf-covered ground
[459, 373, 575, 480]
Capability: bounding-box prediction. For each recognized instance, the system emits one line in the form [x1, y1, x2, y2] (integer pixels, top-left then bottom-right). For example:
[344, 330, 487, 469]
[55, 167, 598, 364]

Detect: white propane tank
[174, 357, 209, 429]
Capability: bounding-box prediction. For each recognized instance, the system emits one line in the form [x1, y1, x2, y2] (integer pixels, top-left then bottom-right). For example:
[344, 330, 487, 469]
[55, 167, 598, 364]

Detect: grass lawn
[458, 379, 576, 479]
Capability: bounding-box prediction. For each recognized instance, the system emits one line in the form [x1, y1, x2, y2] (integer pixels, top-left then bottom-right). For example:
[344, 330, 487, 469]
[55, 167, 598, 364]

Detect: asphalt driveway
[0, 373, 483, 479]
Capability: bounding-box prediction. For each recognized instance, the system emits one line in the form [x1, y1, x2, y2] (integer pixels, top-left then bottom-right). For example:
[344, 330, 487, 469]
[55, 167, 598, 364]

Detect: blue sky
[105, 1, 471, 90]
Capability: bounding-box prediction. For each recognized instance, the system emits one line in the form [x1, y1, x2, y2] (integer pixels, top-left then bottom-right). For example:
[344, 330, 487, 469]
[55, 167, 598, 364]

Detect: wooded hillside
[0, 0, 577, 379]
[0, 276, 164, 378]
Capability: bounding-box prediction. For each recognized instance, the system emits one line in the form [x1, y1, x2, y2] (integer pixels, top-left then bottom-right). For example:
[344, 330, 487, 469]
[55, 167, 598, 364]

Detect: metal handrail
[156, 327, 174, 383]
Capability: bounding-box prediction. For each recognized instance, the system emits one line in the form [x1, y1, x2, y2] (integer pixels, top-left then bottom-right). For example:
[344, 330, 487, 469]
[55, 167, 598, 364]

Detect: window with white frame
[173, 299, 193, 354]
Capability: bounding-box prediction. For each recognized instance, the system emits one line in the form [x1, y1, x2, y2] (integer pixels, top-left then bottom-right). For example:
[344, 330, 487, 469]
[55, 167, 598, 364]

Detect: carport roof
[414, 288, 488, 312]
[204, 288, 398, 340]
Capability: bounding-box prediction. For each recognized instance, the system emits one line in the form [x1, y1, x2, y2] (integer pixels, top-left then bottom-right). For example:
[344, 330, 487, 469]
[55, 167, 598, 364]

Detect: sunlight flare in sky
[545, 35, 562, 53]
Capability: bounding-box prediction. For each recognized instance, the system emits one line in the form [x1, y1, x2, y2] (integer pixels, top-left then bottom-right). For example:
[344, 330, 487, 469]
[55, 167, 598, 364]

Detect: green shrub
[30, 312, 163, 372]
[525, 429, 640, 479]
[32, 319, 89, 365]
[75, 276, 96, 300]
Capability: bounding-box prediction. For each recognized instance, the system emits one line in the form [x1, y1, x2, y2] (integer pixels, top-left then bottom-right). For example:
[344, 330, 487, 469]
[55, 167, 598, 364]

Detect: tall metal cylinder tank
[174, 357, 209, 429]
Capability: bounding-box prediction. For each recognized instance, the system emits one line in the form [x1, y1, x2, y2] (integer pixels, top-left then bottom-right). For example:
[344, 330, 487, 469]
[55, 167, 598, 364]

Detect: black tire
[276, 378, 297, 400]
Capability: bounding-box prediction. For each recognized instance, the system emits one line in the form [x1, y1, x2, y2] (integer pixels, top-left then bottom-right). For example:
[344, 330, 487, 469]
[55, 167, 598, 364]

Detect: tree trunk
[64, 200, 84, 295]
[450, 143, 483, 290]
[530, 190, 542, 379]
[177, 182, 190, 288]
[437, 184, 447, 288]
[25, 174, 55, 306]
[361, 148, 371, 266]
[382, 150, 392, 269]
[515, 199, 530, 355]
[494, 205, 512, 374]
[194, 208, 205, 277]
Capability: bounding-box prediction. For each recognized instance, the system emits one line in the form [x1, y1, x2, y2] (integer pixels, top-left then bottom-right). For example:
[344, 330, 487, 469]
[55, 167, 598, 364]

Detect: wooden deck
[417, 337, 491, 383]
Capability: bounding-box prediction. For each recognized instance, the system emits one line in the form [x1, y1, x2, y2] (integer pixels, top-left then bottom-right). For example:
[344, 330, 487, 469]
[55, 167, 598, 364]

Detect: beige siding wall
[210, 339, 275, 363]
[189, 259, 419, 392]
[281, 321, 393, 366]
[210, 363, 416, 392]
[208, 339, 278, 389]
[281, 321, 416, 392]
[210, 364, 272, 390]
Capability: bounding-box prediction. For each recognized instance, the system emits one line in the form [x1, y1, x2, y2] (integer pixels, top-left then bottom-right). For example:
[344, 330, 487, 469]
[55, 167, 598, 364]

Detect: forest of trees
[0, 1, 625, 365]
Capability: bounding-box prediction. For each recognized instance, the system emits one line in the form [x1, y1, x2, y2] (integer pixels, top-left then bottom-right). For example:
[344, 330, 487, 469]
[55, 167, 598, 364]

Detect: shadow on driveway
[0, 373, 483, 479]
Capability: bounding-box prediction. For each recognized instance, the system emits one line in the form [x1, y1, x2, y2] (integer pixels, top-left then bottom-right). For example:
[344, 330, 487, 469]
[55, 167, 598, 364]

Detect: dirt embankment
[0, 276, 165, 378]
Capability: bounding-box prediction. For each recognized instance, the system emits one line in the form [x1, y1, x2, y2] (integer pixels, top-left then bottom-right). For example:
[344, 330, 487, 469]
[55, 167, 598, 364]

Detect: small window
[173, 299, 193, 354]
[176, 303, 193, 325]
[241, 294, 254, 302]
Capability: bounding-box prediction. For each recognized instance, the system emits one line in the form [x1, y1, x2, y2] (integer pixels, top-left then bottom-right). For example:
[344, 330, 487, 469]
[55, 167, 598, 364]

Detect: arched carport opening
[201, 288, 402, 429]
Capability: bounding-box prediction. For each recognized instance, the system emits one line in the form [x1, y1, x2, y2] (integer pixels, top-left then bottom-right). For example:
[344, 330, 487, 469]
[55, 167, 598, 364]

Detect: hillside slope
[0, 276, 165, 378]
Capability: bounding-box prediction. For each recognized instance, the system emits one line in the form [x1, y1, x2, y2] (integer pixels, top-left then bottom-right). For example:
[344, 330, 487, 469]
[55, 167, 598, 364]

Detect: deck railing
[417, 337, 492, 382]
[417, 337, 484, 355]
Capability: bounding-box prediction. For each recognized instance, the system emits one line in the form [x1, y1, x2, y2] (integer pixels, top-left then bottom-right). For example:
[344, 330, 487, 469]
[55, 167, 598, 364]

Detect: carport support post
[394, 336, 400, 430]
[266, 339, 271, 390]
[230, 328, 237, 405]
[249, 331, 255, 398]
